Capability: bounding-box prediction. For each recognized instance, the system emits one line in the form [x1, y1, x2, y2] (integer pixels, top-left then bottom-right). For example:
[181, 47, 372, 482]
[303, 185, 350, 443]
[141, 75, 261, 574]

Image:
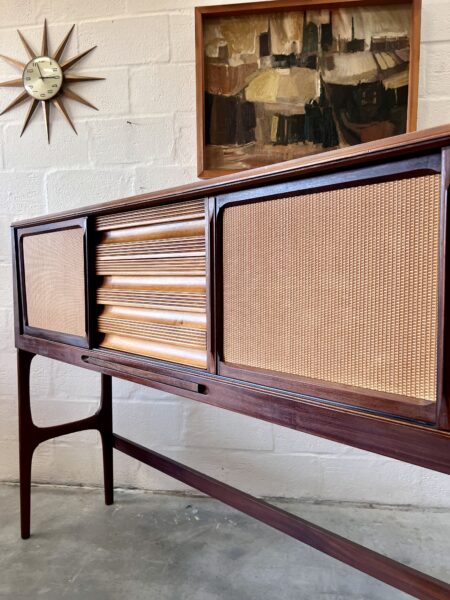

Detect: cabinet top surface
[12, 124, 450, 229]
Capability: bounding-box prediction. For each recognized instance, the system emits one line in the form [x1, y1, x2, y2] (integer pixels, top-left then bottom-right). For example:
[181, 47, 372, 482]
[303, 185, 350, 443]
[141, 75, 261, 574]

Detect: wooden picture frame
[195, 0, 422, 178]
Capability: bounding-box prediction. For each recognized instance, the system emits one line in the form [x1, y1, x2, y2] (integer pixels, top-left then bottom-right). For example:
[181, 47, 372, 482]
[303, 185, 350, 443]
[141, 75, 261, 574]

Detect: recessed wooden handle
[83, 355, 203, 393]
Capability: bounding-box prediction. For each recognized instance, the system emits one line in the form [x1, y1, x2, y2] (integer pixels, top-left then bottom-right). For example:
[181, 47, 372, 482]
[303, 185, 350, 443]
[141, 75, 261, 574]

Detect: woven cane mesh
[223, 175, 441, 402]
[23, 228, 86, 337]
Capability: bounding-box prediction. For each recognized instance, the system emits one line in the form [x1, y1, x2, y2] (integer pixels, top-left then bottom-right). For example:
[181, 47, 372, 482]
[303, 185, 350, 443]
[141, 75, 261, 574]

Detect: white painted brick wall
[1, 0, 450, 507]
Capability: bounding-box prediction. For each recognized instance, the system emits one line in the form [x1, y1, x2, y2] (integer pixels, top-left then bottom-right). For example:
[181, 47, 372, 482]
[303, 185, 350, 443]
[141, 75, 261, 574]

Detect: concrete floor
[0, 485, 449, 600]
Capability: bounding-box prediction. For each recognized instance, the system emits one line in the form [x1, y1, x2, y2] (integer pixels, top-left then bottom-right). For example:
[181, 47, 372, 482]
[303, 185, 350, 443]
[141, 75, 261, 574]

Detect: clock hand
[36, 63, 44, 79]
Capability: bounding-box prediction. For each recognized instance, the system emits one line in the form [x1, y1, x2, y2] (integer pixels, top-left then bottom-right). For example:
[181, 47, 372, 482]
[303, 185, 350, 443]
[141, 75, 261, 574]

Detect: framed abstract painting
[195, 0, 421, 177]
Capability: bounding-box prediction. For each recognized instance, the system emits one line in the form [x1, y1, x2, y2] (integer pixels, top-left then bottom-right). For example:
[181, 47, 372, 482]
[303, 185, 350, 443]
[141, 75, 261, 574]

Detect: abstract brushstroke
[203, 3, 412, 172]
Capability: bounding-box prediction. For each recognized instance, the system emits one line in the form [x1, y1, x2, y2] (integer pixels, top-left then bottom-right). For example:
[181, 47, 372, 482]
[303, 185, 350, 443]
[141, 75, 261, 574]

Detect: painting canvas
[196, 0, 420, 177]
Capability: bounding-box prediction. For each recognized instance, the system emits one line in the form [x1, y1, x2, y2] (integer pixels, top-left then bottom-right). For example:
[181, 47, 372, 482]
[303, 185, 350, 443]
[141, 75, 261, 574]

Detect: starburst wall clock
[0, 20, 104, 142]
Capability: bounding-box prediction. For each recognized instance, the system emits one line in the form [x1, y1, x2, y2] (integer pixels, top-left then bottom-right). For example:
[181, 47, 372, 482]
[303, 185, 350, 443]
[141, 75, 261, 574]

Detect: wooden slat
[100, 275, 206, 292]
[100, 305, 206, 329]
[100, 333, 207, 368]
[98, 268, 205, 276]
[97, 289, 206, 311]
[100, 219, 205, 244]
[96, 237, 206, 257]
[96, 256, 205, 276]
[98, 317, 206, 348]
[96, 199, 205, 230]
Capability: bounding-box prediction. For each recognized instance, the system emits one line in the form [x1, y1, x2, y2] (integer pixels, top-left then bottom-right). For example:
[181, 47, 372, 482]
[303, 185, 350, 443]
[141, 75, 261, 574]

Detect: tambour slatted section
[96, 199, 208, 369]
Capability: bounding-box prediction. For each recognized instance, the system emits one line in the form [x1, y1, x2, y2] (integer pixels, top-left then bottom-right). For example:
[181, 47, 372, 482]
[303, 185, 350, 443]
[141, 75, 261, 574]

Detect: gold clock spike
[20, 99, 39, 137]
[42, 100, 50, 143]
[0, 90, 29, 115]
[17, 30, 37, 59]
[61, 46, 96, 71]
[0, 54, 25, 71]
[63, 87, 98, 110]
[53, 24, 75, 62]
[64, 73, 105, 83]
[0, 19, 103, 140]
[41, 19, 48, 56]
[53, 96, 77, 134]
[0, 78, 23, 87]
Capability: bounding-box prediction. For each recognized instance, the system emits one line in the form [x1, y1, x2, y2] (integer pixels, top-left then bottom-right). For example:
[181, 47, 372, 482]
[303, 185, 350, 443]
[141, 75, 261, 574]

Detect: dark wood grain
[437, 146, 450, 429]
[99, 373, 114, 506]
[83, 355, 203, 393]
[11, 125, 450, 229]
[219, 362, 436, 423]
[113, 433, 450, 600]
[85, 216, 97, 349]
[215, 153, 441, 212]
[205, 196, 216, 373]
[17, 348, 114, 538]
[11, 227, 22, 343]
[15, 335, 450, 476]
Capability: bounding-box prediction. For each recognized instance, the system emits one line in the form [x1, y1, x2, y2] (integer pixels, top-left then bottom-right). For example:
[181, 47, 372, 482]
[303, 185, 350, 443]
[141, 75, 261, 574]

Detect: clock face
[0, 20, 103, 141]
[23, 56, 63, 101]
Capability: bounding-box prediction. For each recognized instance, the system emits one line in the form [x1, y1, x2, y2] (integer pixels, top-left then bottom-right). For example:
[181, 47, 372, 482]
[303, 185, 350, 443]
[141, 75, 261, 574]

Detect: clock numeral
[25, 77, 31, 80]
[40, 93, 45, 97]
[53, 75, 60, 79]
[52, 68, 58, 72]
[27, 68, 33, 73]
[52, 84, 58, 88]
[47, 90, 53, 94]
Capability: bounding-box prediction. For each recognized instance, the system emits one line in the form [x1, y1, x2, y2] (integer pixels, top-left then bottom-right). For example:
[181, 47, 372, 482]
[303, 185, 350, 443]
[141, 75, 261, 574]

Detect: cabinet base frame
[17, 349, 450, 599]
[113, 433, 450, 600]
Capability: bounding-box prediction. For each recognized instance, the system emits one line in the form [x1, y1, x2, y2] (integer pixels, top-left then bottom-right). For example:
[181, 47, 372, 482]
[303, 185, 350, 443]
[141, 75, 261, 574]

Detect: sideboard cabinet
[11, 125, 450, 599]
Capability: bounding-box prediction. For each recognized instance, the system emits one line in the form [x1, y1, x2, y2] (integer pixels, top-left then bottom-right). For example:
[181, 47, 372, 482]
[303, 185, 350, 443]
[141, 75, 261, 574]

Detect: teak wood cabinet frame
[11, 125, 450, 599]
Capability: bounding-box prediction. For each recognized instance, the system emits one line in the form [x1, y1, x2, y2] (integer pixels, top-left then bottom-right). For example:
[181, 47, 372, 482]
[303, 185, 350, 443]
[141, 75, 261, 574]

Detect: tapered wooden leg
[99, 374, 114, 506]
[17, 349, 36, 540]
[17, 350, 115, 537]
[19, 446, 33, 540]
